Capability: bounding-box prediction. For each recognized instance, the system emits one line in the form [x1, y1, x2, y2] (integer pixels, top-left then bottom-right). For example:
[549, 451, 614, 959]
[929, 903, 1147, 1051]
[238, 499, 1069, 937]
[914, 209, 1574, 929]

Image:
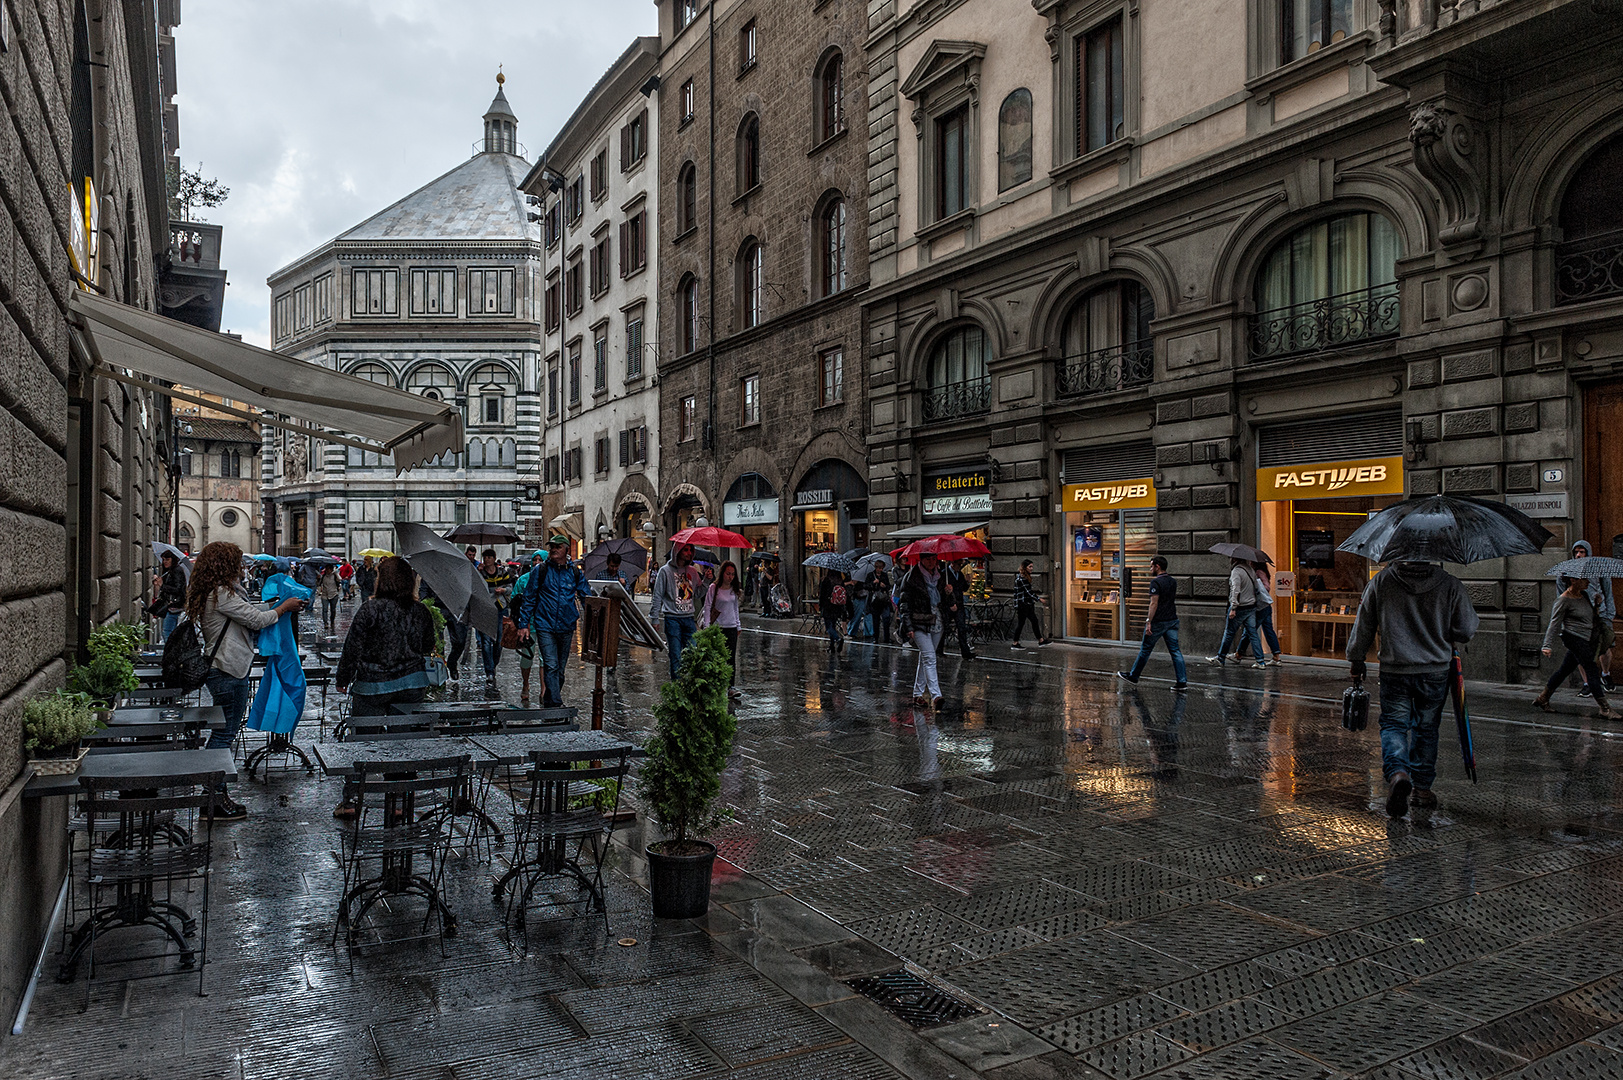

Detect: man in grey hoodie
[1347, 561, 1480, 817]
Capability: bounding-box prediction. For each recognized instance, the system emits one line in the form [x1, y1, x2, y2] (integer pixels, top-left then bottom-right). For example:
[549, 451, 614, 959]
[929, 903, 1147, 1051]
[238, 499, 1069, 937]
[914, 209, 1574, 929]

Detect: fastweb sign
[1256, 456, 1404, 501]
[1062, 478, 1157, 512]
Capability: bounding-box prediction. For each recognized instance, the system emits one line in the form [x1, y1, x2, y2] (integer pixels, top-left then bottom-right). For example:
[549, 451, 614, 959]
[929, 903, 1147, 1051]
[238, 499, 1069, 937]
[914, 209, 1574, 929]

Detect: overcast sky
[174, 1, 657, 346]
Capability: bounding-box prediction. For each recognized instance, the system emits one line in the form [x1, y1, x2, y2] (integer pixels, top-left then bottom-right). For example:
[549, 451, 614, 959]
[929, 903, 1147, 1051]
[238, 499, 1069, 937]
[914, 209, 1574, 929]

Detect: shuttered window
[1256, 409, 1403, 468]
[1063, 440, 1155, 483]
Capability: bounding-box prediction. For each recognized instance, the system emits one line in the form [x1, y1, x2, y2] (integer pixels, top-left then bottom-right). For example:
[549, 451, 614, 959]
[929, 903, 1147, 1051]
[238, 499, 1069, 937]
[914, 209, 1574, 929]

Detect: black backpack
[162, 617, 223, 691]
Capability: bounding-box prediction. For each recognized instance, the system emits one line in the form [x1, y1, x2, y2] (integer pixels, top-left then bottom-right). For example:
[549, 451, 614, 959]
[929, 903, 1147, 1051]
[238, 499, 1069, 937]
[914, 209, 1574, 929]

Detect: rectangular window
[680, 79, 695, 124]
[590, 148, 608, 201]
[620, 108, 648, 171]
[595, 436, 610, 475]
[937, 107, 968, 219]
[680, 396, 697, 442]
[619, 429, 630, 467]
[546, 363, 559, 417]
[565, 260, 583, 314]
[566, 176, 584, 222]
[468, 267, 516, 314]
[546, 453, 560, 486]
[568, 341, 582, 405]
[1282, 0, 1353, 64]
[544, 203, 560, 248]
[273, 293, 292, 340]
[740, 374, 760, 427]
[293, 283, 311, 331]
[739, 20, 757, 73]
[313, 273, 334, 323]
[676, 0, 697, 31]
[482, 393, 502, 424]
[626, 310, 644, 378]
[409, 268, 457, 315]
[1078, 17, 1125, 155]
[618, 210, 647, 277]
[636, 425, 649, 463]
[590, 234, 611, 296]
[819, 347, 844, 407]
[593, 326, 607, 392]
[544, 276, 561, 331]
[352, 268, 400, 316]
[568, 446, 582, 483]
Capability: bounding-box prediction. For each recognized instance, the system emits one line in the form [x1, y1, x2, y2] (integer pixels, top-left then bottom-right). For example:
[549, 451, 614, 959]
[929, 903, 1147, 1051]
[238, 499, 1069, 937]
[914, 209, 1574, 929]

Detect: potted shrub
[68, 623, 142, 707]
[638, 625, 738, 918]
[24, 690, 103, 775]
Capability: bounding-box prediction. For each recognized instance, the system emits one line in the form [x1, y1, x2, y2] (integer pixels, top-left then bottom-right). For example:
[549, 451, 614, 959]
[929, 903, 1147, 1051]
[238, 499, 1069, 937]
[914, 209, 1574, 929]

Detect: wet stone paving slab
[7, 611, 1623, 1079]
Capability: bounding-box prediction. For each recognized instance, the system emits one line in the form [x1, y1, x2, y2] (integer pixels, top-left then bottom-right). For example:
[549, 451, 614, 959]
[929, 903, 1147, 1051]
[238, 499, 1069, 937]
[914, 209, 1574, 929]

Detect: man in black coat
[943, 561, 976, 659]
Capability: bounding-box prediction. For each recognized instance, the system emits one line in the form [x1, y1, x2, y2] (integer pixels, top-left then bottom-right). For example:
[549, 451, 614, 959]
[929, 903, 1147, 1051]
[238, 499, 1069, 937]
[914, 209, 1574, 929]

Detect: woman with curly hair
[186, 541, 306, 819]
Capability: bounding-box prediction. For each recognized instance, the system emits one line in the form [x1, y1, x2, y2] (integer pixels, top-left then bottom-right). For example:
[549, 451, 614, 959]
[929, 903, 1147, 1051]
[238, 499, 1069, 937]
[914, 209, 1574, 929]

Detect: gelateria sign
[922, 468, 992, 517]
[1256, 456, 1405, 501]
[1062, 478, 1157, 512]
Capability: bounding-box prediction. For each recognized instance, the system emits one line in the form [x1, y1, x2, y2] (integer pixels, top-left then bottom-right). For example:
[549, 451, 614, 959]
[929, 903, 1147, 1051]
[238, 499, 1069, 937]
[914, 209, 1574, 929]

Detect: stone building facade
[654, 0, 871, 598]
[0, 0, 179, 1039]
[521, 38, 662, 557]
[173, 415, 261, 553]
[261, 80, 545, 557]
[861, 0, 1623, 682]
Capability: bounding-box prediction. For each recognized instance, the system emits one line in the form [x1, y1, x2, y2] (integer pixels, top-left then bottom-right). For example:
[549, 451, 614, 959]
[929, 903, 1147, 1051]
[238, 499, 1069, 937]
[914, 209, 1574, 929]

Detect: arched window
[467, 439, 486, 468]
[818, 51, 845, 142]
[679, 275, 700, 354]
[220, 449, 243, 477]
[998, 89, 1033, 192]
[501, 438, 517, 467]
[738, 240, 764, 328]
[1556, 135, 1623, 305]
[677, 161, 697, 234]
[177, 523, 193, 550]
[737, 113, 761, 194]
[406, 362, 455, 402]
[1058, 282, 1154, 397]
[820, 197, 847, 298]
[349, 361, 393, 386]
[923, 325, 992, 422]
[1252, 211, 1402, 358]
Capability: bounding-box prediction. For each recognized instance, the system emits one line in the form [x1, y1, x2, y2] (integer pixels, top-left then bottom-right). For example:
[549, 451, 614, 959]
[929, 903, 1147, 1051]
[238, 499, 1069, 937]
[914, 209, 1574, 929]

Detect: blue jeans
[160, 610, 181, 643]
[847, 597, 870, 638]
[477, 630, 502, 676]
[1236, 605, 1282, 658]
[204, 670, 251, 790]
[537, 628, 574, 708]
[445, 617, 470, 677]
[1377, 670, 1450, 789]
[1217, 606, 1265, 662]
[1128, 619, 1188, 683]
[664, 615, 697, 677]
[824, 611, 844, 651]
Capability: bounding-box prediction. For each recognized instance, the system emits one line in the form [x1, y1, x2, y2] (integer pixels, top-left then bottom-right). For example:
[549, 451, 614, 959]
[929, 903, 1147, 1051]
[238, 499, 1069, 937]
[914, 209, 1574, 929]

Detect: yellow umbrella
[356, 548, 394, 559]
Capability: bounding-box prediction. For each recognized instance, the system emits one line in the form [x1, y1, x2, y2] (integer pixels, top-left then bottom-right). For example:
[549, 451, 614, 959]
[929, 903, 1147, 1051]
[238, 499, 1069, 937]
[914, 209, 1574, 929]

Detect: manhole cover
[847, 970, 981, 1028]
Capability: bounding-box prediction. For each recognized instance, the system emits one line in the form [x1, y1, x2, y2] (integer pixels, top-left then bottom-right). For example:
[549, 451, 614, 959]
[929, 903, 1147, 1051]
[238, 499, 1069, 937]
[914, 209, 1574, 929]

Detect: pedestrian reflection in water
[1127, 688, 1187, 774]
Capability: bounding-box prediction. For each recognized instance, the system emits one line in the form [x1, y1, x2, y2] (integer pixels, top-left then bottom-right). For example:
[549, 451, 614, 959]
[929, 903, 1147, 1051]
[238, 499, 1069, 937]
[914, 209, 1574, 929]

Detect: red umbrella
[890, 534, 992, 564]
[669, 525, 754, 550]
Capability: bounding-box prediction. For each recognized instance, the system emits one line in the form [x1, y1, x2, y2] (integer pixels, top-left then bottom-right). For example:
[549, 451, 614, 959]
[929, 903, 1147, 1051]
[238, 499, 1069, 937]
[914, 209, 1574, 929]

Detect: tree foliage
[171, 163, 230, 222]
[637, 625, 737, 853]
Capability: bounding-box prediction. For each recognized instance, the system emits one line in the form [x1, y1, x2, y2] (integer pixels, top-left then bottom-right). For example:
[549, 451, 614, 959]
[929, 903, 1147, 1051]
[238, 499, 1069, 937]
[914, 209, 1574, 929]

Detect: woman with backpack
[186, 541, 306, 820]
[700, 561, 745, 699]
[818, 568, 851, 654]
[899, 552, 947, 709]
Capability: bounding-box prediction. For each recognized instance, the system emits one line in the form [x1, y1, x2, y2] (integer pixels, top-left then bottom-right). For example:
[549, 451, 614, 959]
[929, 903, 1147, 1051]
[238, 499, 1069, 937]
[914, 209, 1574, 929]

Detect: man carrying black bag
[1346, 561, 1480, 818]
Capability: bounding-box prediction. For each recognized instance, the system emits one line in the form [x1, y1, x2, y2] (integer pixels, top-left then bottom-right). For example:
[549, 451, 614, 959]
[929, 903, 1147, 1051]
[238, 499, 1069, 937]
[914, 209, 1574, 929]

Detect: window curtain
[931, 327, 988, 388]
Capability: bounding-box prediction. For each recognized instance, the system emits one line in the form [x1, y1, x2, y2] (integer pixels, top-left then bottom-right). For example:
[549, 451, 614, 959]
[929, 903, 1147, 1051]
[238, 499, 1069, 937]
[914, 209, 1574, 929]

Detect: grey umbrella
[803, 551, 858, 574]
[393, 522, 502, 639]
[1338, 495, 1552, 564]
[1546, 556, 1623, 581]
[443, 522, 520, 546]
[852, 552, 894, 582]
[581, 537, 650, 579]
[1209, 542, 1271, 564]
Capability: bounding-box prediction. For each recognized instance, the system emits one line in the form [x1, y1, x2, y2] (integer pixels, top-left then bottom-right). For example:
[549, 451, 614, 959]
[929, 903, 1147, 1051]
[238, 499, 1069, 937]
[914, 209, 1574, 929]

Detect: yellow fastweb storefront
[1061, 477, 1158, 642]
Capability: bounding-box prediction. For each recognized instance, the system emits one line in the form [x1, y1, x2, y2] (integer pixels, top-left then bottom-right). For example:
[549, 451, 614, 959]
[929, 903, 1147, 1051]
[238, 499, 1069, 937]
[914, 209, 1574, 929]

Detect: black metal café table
[466, 730, 643, 766]
[24, 748, 238, 980]
[314, 737, 506, 843]
[110, 706, 226, 729]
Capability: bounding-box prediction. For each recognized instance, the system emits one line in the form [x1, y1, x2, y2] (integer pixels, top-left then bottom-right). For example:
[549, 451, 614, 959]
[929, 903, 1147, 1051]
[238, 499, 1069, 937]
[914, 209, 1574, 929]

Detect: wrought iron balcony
[1556, 229, 1623, 306]
[921, 376, 991, 423]
[1056, 340, 1153, 398]
[1250, 285, 1400, 360]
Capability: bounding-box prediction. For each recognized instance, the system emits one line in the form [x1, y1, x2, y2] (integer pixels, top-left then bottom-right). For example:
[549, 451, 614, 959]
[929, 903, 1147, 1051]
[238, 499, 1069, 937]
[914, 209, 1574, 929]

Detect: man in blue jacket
[513, 534, 594, 707]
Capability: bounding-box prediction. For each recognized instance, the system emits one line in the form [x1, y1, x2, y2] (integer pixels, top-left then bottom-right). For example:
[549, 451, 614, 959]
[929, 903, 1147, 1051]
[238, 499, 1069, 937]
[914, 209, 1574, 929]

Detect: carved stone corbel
[1409, 101, 1486, 253]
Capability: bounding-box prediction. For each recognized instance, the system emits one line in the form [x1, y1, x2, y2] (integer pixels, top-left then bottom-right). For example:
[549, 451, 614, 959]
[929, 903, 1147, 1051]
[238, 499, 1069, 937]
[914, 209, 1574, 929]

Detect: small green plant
[637, 625, 738, 854]
[68, 653, 139, 706]
[23, 689, 102, 755]
[87, 622, 145, 662]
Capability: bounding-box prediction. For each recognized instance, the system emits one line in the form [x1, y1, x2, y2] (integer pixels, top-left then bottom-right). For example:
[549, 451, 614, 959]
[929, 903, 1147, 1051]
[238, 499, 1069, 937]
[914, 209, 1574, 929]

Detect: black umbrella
[302, 546, 335, 561]
[443, 522, 520, 546]
[1338, 495, 1552, 564]
[581, 537, 650, 580]
[393, 522, 502, 639]
[1209, 542, 1272, 564]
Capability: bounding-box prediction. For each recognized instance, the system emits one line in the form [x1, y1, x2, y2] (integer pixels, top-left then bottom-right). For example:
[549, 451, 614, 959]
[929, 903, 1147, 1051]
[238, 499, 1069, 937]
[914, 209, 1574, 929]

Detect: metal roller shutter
[1062, 440, 1156, 484]
[1255, 409, 1403, 468]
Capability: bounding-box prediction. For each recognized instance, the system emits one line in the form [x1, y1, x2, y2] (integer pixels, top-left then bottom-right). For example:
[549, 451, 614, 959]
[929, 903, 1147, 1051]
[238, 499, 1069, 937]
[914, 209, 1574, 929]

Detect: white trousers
[912, 624, 944, 698]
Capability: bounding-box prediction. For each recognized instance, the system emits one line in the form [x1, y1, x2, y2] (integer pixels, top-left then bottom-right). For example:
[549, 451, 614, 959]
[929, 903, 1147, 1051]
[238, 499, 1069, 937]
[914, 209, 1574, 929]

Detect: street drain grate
[847, 970, 982, 1028]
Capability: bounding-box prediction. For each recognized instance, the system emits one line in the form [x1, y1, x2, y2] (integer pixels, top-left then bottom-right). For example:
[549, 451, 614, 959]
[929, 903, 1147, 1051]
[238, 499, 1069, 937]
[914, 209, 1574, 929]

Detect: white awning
[885, 520, 990, 541]
[68, 290, 463, 472]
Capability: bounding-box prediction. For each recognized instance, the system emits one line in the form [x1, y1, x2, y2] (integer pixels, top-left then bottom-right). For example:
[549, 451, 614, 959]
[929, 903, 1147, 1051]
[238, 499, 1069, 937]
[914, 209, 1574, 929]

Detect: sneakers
[1011, 642, 1026, 650]
[213, 795, 249, 821]
[1252, 660, 1271, 669]
[1606, 675, 1618, 693]
[1578, 684, 1594, 698]
[1037, 638, 1052, 647]
[1172, 682, 1188, 692]
[1205, 655, 1227, 666]
[1116, 671, 1139, 684]
[1385, 773, 1412, 819]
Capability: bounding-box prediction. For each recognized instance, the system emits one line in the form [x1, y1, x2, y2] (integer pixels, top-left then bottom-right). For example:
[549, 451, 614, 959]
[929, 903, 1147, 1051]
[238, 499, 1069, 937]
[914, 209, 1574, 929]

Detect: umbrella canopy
[302, 547, 335, 561]
[669, 525, 754, 549]
[748, 550, 780, 561]
[1546, 556, 1623, 581]
[1209, 542, 1272, 564]
[852, 552, 894, 582]
[841, 548, 873, 562]
[1337, 495, 1552, 564]
[1449, 651, 1477, 784]
[153, 541, 190, 564]
[890, 534, 993, 564]
[444, 522, 520, 546]
[356, 548, 394, 559]
[391, 522, 501, 639]
[803, 551, 859, 574]
[581, 537, 650, 580]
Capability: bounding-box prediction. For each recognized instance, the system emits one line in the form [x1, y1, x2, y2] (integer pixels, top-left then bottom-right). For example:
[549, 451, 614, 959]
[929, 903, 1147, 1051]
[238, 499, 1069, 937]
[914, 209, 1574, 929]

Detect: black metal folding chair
[493, 747, 631, 944]
[332, 755, 468, 969]
[61, 770, 223, 998]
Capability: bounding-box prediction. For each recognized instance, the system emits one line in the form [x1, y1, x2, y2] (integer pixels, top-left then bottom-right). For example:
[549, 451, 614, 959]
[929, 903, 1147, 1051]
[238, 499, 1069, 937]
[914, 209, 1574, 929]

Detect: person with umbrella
[759, 558, 780, 617]
[1207, 557, 1268, 668]
[513, 536, 594, 708]
[1567, 540, 1616, 697]
[700, 561, 745, 699]
[846, 571, 872, 641]
[1346, 560, 1481, 818]
[898, 551, 948, 709]
[511, 552, 544, 702]
[314, 561, 341, 633]
[650, 542, 704, 676]
[606, 551, 635, 595]
[338, 557, 354, 600]
[1534, 570, 1618, 718]
[146, 548, 189, 642]
[869, 563, 896, 644]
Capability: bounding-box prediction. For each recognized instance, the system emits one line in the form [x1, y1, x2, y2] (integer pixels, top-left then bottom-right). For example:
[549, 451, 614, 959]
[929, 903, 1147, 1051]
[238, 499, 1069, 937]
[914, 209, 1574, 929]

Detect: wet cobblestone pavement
[7, 603, 1623, 1080]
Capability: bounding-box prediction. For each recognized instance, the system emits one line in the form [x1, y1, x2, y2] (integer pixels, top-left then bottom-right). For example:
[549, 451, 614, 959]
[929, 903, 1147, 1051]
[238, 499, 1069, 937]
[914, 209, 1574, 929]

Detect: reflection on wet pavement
[6, 609, 1623, 1080]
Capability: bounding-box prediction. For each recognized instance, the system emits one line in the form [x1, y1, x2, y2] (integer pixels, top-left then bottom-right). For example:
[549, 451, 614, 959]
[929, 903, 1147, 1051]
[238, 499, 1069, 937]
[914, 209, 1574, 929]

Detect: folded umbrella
[670, 525, 754, 549]
[443, 522, 520, 546]
[803, 551, 859, 574]
[580, 537, 650, 580]
[392, 522, 501, 640]
[1338, 495, 1552, 564]
[891, 534, 992, 564]
[1449, 651, 1476, 784]
[1545, 556, 1623, 581]
[1209, 542, 1271, 564]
